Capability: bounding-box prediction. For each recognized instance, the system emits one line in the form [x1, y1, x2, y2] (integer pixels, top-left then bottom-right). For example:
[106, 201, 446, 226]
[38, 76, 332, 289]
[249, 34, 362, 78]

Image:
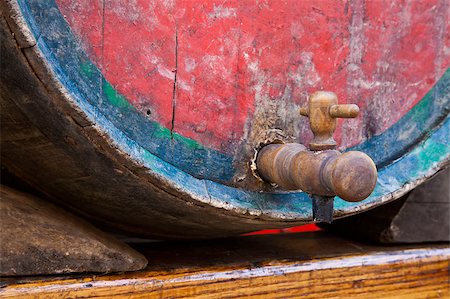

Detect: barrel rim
[5, 0, 450, 222]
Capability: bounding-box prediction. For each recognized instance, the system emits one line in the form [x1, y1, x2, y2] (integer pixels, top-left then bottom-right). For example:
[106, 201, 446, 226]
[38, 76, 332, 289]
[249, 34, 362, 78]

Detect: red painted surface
[58, 0, 449, 153]
[243, 224, 321, 236]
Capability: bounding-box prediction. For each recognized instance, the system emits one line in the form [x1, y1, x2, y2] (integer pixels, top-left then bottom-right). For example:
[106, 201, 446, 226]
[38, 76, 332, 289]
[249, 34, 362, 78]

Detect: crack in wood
[170, 25, 178, 139]
[100, 0, 105, 102]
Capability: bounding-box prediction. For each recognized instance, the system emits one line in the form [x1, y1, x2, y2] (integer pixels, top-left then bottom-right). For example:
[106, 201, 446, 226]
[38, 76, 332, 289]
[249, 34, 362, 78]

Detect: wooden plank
[0, 185, 147, 276]
[1, 232, 449, 298]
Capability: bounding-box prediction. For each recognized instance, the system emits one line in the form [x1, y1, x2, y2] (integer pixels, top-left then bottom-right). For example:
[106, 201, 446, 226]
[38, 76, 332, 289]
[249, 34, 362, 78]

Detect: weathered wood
[0, 9, 303, 239]
[323, 167, 450, 243]
[53, 0, 450, 170]
[0, 185, 147, 275]
[1, 232, 448, 298]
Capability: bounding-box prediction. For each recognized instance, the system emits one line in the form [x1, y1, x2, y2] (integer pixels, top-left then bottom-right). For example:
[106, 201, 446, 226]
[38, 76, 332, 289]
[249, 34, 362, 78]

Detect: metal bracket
[311, 195, 334, 223]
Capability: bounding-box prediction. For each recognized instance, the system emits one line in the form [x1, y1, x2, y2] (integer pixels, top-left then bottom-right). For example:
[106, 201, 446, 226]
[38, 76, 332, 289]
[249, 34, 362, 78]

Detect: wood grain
[0, 185, 147, 276]
[1, 232, 449, 298]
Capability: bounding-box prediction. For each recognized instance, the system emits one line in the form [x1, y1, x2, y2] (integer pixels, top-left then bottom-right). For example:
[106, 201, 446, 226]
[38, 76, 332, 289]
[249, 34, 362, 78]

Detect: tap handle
[329, 104, 359, 118]
[299, 92, 359, 151]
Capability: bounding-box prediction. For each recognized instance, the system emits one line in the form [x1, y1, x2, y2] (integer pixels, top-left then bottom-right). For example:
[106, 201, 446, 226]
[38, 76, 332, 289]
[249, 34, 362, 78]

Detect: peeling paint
[208, 5, 237, 20]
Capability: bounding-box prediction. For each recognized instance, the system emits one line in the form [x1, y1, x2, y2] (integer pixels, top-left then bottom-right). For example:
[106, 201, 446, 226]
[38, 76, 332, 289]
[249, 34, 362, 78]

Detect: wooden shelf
[1, 232, 449, 298]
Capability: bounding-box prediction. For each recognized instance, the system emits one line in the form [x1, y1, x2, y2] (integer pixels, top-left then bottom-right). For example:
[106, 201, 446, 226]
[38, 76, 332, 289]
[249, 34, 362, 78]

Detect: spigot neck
[256, 143, 377, 203]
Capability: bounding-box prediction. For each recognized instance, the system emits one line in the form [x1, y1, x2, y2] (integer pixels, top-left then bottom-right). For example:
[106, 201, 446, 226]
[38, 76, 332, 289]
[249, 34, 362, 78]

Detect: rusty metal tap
[256, 91, 377, 223]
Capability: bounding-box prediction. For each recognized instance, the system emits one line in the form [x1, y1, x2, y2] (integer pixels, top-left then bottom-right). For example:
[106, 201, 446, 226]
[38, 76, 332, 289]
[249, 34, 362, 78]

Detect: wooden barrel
[1, 0, 449, 239]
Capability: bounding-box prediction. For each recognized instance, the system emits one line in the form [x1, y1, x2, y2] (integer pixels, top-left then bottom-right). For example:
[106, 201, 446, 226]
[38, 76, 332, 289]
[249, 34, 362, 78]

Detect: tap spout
[256, 143, 377, 203]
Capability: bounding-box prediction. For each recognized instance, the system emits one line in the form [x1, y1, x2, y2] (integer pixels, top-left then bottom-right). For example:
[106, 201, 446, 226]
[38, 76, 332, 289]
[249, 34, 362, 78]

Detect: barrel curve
[1, 0, 449, 238]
